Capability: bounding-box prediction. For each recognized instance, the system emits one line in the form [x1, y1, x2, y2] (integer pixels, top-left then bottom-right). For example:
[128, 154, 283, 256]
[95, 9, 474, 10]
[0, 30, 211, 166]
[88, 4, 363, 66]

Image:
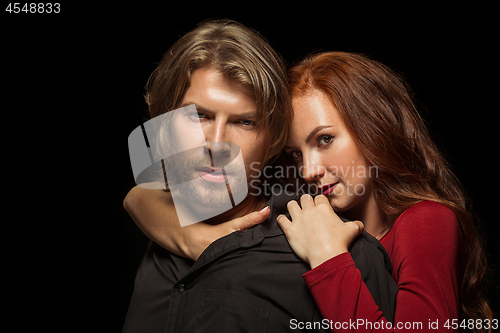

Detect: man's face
[170, 68, 267, 208]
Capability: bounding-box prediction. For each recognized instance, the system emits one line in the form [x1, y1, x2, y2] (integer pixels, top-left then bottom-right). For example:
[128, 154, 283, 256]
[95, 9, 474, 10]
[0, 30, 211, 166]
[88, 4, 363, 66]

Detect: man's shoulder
[349, 231, 394, 276]
[266, 190, 300, 211]
[261, 190, 300, 235]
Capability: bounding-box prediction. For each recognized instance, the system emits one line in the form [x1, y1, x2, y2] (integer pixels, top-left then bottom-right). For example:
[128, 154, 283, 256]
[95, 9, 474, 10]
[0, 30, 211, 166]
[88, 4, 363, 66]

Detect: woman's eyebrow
[305, 126, 333, 143]
[284, 125, 334, 150]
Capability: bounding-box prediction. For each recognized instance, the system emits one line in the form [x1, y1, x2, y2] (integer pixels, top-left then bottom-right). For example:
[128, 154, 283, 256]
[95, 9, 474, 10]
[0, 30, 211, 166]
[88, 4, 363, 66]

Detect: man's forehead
[180, 68, 259, 118]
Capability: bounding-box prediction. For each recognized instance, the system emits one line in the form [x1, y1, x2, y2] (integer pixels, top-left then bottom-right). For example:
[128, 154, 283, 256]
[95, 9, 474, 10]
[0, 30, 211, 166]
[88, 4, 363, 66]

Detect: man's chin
[177, 180, 228, 207]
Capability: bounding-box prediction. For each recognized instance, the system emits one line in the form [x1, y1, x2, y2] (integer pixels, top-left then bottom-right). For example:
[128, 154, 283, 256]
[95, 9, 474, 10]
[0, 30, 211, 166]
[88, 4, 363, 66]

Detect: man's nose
[206, 141, 231, 155]
[205, 119, 231, 156]
[204, 118, 226, 142]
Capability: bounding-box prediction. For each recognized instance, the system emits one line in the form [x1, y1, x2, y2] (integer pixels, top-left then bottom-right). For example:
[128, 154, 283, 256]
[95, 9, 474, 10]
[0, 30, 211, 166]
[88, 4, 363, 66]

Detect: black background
[2, 4, 498, 332]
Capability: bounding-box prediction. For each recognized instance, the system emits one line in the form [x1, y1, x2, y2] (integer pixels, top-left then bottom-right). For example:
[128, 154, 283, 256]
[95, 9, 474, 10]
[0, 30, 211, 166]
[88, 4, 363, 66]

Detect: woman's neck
[342, 194, 394, 240]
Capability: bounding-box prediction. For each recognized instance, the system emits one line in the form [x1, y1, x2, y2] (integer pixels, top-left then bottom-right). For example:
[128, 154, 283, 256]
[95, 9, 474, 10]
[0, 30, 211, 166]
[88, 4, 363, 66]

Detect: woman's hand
[124, 186, 270, 261]
[180, 206, 270, 260]
[276, 194, 364, 269]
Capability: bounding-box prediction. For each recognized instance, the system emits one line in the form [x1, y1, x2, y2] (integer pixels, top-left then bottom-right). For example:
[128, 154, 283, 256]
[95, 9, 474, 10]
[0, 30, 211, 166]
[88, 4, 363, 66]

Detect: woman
[276, 52, 492, 332]
[124, 52, 492, 332]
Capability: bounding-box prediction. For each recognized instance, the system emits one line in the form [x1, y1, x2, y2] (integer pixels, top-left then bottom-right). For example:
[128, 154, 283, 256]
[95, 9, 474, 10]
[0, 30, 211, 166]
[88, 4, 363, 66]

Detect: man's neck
[171, 189, 268, 226]
[203, 194, 268, 225]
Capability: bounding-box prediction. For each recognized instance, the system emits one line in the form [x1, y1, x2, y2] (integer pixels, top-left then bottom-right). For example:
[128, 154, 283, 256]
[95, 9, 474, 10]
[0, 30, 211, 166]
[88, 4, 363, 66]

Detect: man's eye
[239, 120, 255, 127]
[189, 112, 206, 120]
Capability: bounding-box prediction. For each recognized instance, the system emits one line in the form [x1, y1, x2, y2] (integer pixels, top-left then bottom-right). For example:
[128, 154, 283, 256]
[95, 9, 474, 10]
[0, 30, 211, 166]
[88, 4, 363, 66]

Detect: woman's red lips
[320, 183, 338, 196]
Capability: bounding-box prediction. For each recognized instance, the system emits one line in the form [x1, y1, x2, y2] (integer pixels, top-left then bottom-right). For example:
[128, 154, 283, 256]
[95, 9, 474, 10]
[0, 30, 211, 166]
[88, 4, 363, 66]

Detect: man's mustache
[163, 144, 244, 186]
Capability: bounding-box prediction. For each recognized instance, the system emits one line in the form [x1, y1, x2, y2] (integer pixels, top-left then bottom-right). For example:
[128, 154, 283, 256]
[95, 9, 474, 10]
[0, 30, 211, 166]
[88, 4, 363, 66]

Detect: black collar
[183, 191, 299, 281]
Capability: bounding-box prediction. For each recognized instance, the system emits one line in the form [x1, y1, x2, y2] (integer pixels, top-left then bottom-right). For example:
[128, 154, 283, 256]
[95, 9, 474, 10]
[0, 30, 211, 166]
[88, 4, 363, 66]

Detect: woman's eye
[290, 151, 302, 160]
[318, 135, 334, 146]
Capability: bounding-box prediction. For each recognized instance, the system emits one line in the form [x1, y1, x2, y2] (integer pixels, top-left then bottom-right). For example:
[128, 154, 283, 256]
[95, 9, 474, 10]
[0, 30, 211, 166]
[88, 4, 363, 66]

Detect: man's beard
[179, 176, 235, 209]
[165, 146, 249, 209]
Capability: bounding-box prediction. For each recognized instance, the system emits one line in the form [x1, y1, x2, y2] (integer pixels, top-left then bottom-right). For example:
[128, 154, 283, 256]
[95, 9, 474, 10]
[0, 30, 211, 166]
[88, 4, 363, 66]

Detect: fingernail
[260, 206, 269, 213]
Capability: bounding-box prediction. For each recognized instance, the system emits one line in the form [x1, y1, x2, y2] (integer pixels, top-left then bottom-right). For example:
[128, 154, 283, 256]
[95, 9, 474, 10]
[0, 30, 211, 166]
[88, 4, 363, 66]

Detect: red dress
[303, 201, 465, 332]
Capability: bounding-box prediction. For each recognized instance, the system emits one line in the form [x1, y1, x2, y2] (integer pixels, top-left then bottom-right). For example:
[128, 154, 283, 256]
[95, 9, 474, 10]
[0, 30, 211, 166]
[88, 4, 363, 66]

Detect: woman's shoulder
[390, 200, 461, 247]
[403, 200, 456, 215]
[396, 200, 458, 228]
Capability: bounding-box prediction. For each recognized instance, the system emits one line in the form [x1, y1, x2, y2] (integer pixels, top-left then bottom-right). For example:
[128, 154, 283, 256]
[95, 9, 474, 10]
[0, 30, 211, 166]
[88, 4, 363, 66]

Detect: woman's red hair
[288, 51, 492, 332]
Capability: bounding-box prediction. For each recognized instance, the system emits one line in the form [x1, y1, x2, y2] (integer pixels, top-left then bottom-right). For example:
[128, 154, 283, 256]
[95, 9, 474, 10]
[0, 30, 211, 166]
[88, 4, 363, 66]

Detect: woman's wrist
[309, 246, 349, 269]
[180, 224, 218, 261]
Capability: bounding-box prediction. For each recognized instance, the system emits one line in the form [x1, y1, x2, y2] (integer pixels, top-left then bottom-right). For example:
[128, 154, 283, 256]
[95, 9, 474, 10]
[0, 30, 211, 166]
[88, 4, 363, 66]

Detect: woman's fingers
[229, 206, 271, 231]
[276, 214, 292, 230]
[351, 220, 365, 233]
[300, 194, 315, 209]
[345, 220, 365, 239]
[286, 200, 301, 217]
[313, 194, 330, 207]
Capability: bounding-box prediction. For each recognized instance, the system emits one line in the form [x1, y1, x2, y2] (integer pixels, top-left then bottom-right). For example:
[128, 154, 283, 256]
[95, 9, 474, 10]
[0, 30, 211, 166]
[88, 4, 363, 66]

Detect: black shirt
[122, 191, 397, 332]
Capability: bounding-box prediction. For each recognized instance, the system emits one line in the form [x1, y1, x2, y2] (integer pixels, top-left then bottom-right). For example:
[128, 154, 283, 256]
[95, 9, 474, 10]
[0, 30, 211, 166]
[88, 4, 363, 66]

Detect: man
[123, 19, 397, 332]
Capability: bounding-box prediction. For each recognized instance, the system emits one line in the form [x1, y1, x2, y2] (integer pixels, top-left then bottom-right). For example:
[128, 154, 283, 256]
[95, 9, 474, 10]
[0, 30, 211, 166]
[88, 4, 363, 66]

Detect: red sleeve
[303, 201, 465, 332]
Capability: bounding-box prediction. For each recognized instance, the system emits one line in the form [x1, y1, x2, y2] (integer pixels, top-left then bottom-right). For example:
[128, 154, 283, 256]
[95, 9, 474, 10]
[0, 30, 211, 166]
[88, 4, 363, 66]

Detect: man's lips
[197, 167, 231, 183]
[320, 182, 339, 196]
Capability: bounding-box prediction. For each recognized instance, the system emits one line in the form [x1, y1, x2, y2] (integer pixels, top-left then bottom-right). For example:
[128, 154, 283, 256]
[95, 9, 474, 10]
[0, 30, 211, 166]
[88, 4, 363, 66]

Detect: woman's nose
[301, 154, 326, 182]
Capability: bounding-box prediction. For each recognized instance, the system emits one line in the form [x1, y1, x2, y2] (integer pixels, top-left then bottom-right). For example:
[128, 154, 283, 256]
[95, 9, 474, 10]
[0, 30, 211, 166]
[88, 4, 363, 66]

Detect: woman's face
[285, 89, 375, 213]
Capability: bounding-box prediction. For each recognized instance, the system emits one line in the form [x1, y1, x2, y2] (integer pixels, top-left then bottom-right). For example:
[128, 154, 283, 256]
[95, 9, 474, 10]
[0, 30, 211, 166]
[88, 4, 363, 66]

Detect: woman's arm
[123, 186, 270, 260]
[304, 252, 391, 331]
[279, 197, 463, 332]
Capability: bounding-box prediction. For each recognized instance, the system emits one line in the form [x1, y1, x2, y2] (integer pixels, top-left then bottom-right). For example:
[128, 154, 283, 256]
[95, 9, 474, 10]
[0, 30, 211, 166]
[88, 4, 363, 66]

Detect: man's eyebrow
[306, 126, 333, 144]
[232, 112, 257, 119]
[180, 102, 257, 118]
[180, 102, 211, 113]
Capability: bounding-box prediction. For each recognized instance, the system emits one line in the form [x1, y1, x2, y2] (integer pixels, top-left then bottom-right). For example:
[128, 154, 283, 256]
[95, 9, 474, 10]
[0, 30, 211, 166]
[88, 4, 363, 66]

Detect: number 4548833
[6, 3, 60, 13]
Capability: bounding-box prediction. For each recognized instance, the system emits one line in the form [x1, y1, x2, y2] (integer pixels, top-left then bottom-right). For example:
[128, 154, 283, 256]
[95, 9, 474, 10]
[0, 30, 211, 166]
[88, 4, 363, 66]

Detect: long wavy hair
[288, 51, 492, 332]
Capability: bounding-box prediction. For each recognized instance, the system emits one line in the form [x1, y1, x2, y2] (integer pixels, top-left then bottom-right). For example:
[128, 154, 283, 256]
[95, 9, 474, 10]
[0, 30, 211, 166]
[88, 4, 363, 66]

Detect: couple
[123, 19, 491, 332]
